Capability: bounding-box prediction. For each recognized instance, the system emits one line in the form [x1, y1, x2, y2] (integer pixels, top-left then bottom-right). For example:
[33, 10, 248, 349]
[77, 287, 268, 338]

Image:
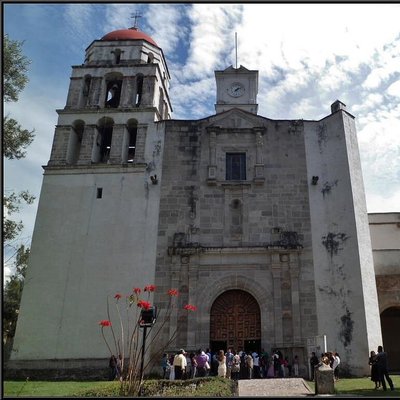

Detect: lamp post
[139, 306, 157, 393]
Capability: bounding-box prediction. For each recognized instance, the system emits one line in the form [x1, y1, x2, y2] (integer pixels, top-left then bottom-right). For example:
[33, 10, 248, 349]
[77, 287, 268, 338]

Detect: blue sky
[4, 3, 400, 277]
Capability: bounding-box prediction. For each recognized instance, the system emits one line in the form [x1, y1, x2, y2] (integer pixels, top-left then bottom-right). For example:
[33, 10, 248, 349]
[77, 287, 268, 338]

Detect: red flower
[99, 320, 112, 327]
[183, 304, 197, 311]
[114, 293, 122, 300]
[168, 289, 179, 297]
[133, 287, 141, 295]
[144, 285, 156, 292]
[137, 300, 152, 310]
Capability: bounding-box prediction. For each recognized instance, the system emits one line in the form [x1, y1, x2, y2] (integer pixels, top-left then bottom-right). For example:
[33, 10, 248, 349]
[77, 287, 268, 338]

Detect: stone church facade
[7, 27, 399, 379]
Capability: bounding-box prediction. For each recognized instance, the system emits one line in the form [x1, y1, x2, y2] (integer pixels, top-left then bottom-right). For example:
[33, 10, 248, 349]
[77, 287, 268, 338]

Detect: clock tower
[215, 65, 258, 114]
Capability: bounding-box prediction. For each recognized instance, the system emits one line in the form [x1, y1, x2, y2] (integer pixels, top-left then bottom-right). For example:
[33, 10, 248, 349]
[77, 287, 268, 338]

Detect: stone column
[65, 78, 81, 109]
[90, 125, 101, 164]
[254, 128, 265, 183]
[75, 124, 96, 165]
[272, 256, 283, 346]
[289, 253, 302, 344]
[120, 77, 134, 108]
[135, 125, 147, 163]
[315, 363, 334, 394]
[207, 129, 217, 182]
[141, 76, 156, 107]
[89, 77, 103, 108]
[187, 254, 199, 348]
[108, 124, 125, 164]
[48, 125, 70, 166]
[169, 255, 181, 349]
[121, 125, 129, 164]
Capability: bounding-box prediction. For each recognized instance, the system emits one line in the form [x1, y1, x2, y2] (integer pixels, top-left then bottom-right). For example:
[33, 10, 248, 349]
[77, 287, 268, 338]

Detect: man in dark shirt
[376, 345, 394, 391]
[310, 352, 319, 381]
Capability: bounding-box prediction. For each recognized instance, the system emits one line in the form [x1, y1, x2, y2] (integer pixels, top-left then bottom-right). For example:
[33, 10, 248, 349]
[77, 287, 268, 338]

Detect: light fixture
[150, 175, 158, 184]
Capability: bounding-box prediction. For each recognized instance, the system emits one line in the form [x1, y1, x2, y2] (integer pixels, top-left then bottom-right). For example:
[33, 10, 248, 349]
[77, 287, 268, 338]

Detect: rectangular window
[226, 153, 246, 180]
[97, 188, 103, 199]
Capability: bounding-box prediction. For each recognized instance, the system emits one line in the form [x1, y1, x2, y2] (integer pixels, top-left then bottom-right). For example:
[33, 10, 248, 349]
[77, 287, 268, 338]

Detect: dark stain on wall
[322, 232, 349, 257]
[339, 308, 354, 347]
[321, 180, 338, 197]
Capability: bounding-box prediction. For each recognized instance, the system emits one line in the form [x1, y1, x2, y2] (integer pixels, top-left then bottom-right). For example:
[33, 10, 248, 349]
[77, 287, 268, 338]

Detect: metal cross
[130, 12, 142, 29]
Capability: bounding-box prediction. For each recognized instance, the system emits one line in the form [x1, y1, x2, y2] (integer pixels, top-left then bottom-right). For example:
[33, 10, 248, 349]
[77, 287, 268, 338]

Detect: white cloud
[387, 79, 400, 97]
[146, 4, 187, 55]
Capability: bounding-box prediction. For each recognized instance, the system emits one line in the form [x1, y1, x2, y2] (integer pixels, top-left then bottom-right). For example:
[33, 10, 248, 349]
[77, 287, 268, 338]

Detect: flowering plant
[99, 285, 196, 395]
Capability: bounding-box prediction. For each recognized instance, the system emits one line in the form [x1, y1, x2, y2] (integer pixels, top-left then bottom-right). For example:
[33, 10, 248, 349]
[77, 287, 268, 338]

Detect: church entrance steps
[238, 377, 313, 397]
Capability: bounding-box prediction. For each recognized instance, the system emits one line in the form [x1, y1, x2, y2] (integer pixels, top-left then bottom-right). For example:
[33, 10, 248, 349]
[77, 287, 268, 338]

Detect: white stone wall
[304, 110, 382, 375]
[11, 112, 166, 361]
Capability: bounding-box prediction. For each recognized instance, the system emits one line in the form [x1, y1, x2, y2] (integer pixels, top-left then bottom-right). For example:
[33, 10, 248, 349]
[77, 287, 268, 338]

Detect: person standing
[190, 352, 197, 378]
[310, 352, 319, 381]
[217, 349, 227, 377]
[245, 353, 254, 379]
[173, 349, 187, 380]
[195, 349, 208, 377]
[231, 351, 241, 381]
[376, 345, 394, 391]
[253, 352, 260, 378]
[225, 348, 234, 379]
[115, 354, 123, 382]
[332, 352, 340, 381]
[293, 355, 299, 377]
[109, 355, 117, 381]
[161, 353, 170, 379]
[369, 350, 380, 389]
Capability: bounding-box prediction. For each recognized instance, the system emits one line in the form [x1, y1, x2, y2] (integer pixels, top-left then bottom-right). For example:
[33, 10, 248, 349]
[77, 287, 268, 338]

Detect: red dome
[101, 28, 157, 46]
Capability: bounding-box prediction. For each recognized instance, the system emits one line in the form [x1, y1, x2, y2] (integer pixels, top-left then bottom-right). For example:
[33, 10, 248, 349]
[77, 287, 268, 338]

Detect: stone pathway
[238, 378, 313, 397]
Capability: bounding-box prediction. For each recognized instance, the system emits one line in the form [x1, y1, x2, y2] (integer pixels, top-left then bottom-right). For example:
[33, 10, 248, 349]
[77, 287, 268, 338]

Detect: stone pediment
[219, 65, 253, 73]
[206, 108, 266, 130]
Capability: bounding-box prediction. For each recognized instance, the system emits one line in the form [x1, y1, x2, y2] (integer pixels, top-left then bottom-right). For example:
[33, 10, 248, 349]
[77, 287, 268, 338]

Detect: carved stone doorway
[381, 306, 400, 371]
[210, 289, 261, 352]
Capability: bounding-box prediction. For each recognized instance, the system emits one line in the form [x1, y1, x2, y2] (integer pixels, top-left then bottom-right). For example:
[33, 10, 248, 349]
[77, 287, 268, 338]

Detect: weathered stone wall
[152, 111, 317, 366]
[303, 109, 382, 376]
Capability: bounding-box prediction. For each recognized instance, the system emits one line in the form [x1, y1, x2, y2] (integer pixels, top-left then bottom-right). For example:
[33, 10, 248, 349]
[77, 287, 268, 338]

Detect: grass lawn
[3, 380, 120, 397]
[3, 377, 235, 397]
[3, 375, 400, 397]
[306, 375, 400, 397]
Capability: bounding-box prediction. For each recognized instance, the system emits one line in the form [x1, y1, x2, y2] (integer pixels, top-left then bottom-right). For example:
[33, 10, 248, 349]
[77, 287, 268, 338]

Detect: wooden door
[210, 290, 261, 352]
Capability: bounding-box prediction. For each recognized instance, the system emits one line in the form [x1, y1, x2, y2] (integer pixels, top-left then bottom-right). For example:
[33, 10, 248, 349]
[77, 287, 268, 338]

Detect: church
[7, 26, 399, 379]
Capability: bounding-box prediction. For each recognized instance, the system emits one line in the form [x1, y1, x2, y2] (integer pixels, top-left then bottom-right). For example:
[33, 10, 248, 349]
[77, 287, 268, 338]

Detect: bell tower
[215, 65, 258, 114]
[50, 26, 172, 167]
[10, 27, 171, 366]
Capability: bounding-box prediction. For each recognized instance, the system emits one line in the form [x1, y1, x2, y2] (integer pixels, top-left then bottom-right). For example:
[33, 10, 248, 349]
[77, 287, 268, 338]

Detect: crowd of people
[309, 345, 395, 392]
[309, 351, 341, 381]
[161, 348, 302, 381]
[108, 343, 395, 392]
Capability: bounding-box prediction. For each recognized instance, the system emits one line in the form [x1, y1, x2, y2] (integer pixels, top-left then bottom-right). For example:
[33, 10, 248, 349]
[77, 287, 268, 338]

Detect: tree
[3, 246, 29, 344]
[3, 34, 35, 243]
[3, 34, 35, 350]
[4, 34, 31, 102]
[4, 34, 35, 159]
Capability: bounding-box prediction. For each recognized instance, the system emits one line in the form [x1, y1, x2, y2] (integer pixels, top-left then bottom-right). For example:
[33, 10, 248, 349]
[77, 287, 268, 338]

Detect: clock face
[227, 82, 245, 97]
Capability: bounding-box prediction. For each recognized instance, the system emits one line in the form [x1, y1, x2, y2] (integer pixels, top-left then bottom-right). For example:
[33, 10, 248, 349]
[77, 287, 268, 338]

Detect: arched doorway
[381, 306, 400, 371]
[210, 290, 261, 353]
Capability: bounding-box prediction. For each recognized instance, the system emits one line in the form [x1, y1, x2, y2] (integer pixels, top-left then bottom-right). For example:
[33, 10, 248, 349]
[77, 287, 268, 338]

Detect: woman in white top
[217, 350, 227, 377]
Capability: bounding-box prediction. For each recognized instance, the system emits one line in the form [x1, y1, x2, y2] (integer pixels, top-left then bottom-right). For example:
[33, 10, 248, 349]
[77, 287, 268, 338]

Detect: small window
[97, 188, 103, 199]
[135, 75, 144, 107]
[114, 49, 122, 64]
[226, 153, 246, 180]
